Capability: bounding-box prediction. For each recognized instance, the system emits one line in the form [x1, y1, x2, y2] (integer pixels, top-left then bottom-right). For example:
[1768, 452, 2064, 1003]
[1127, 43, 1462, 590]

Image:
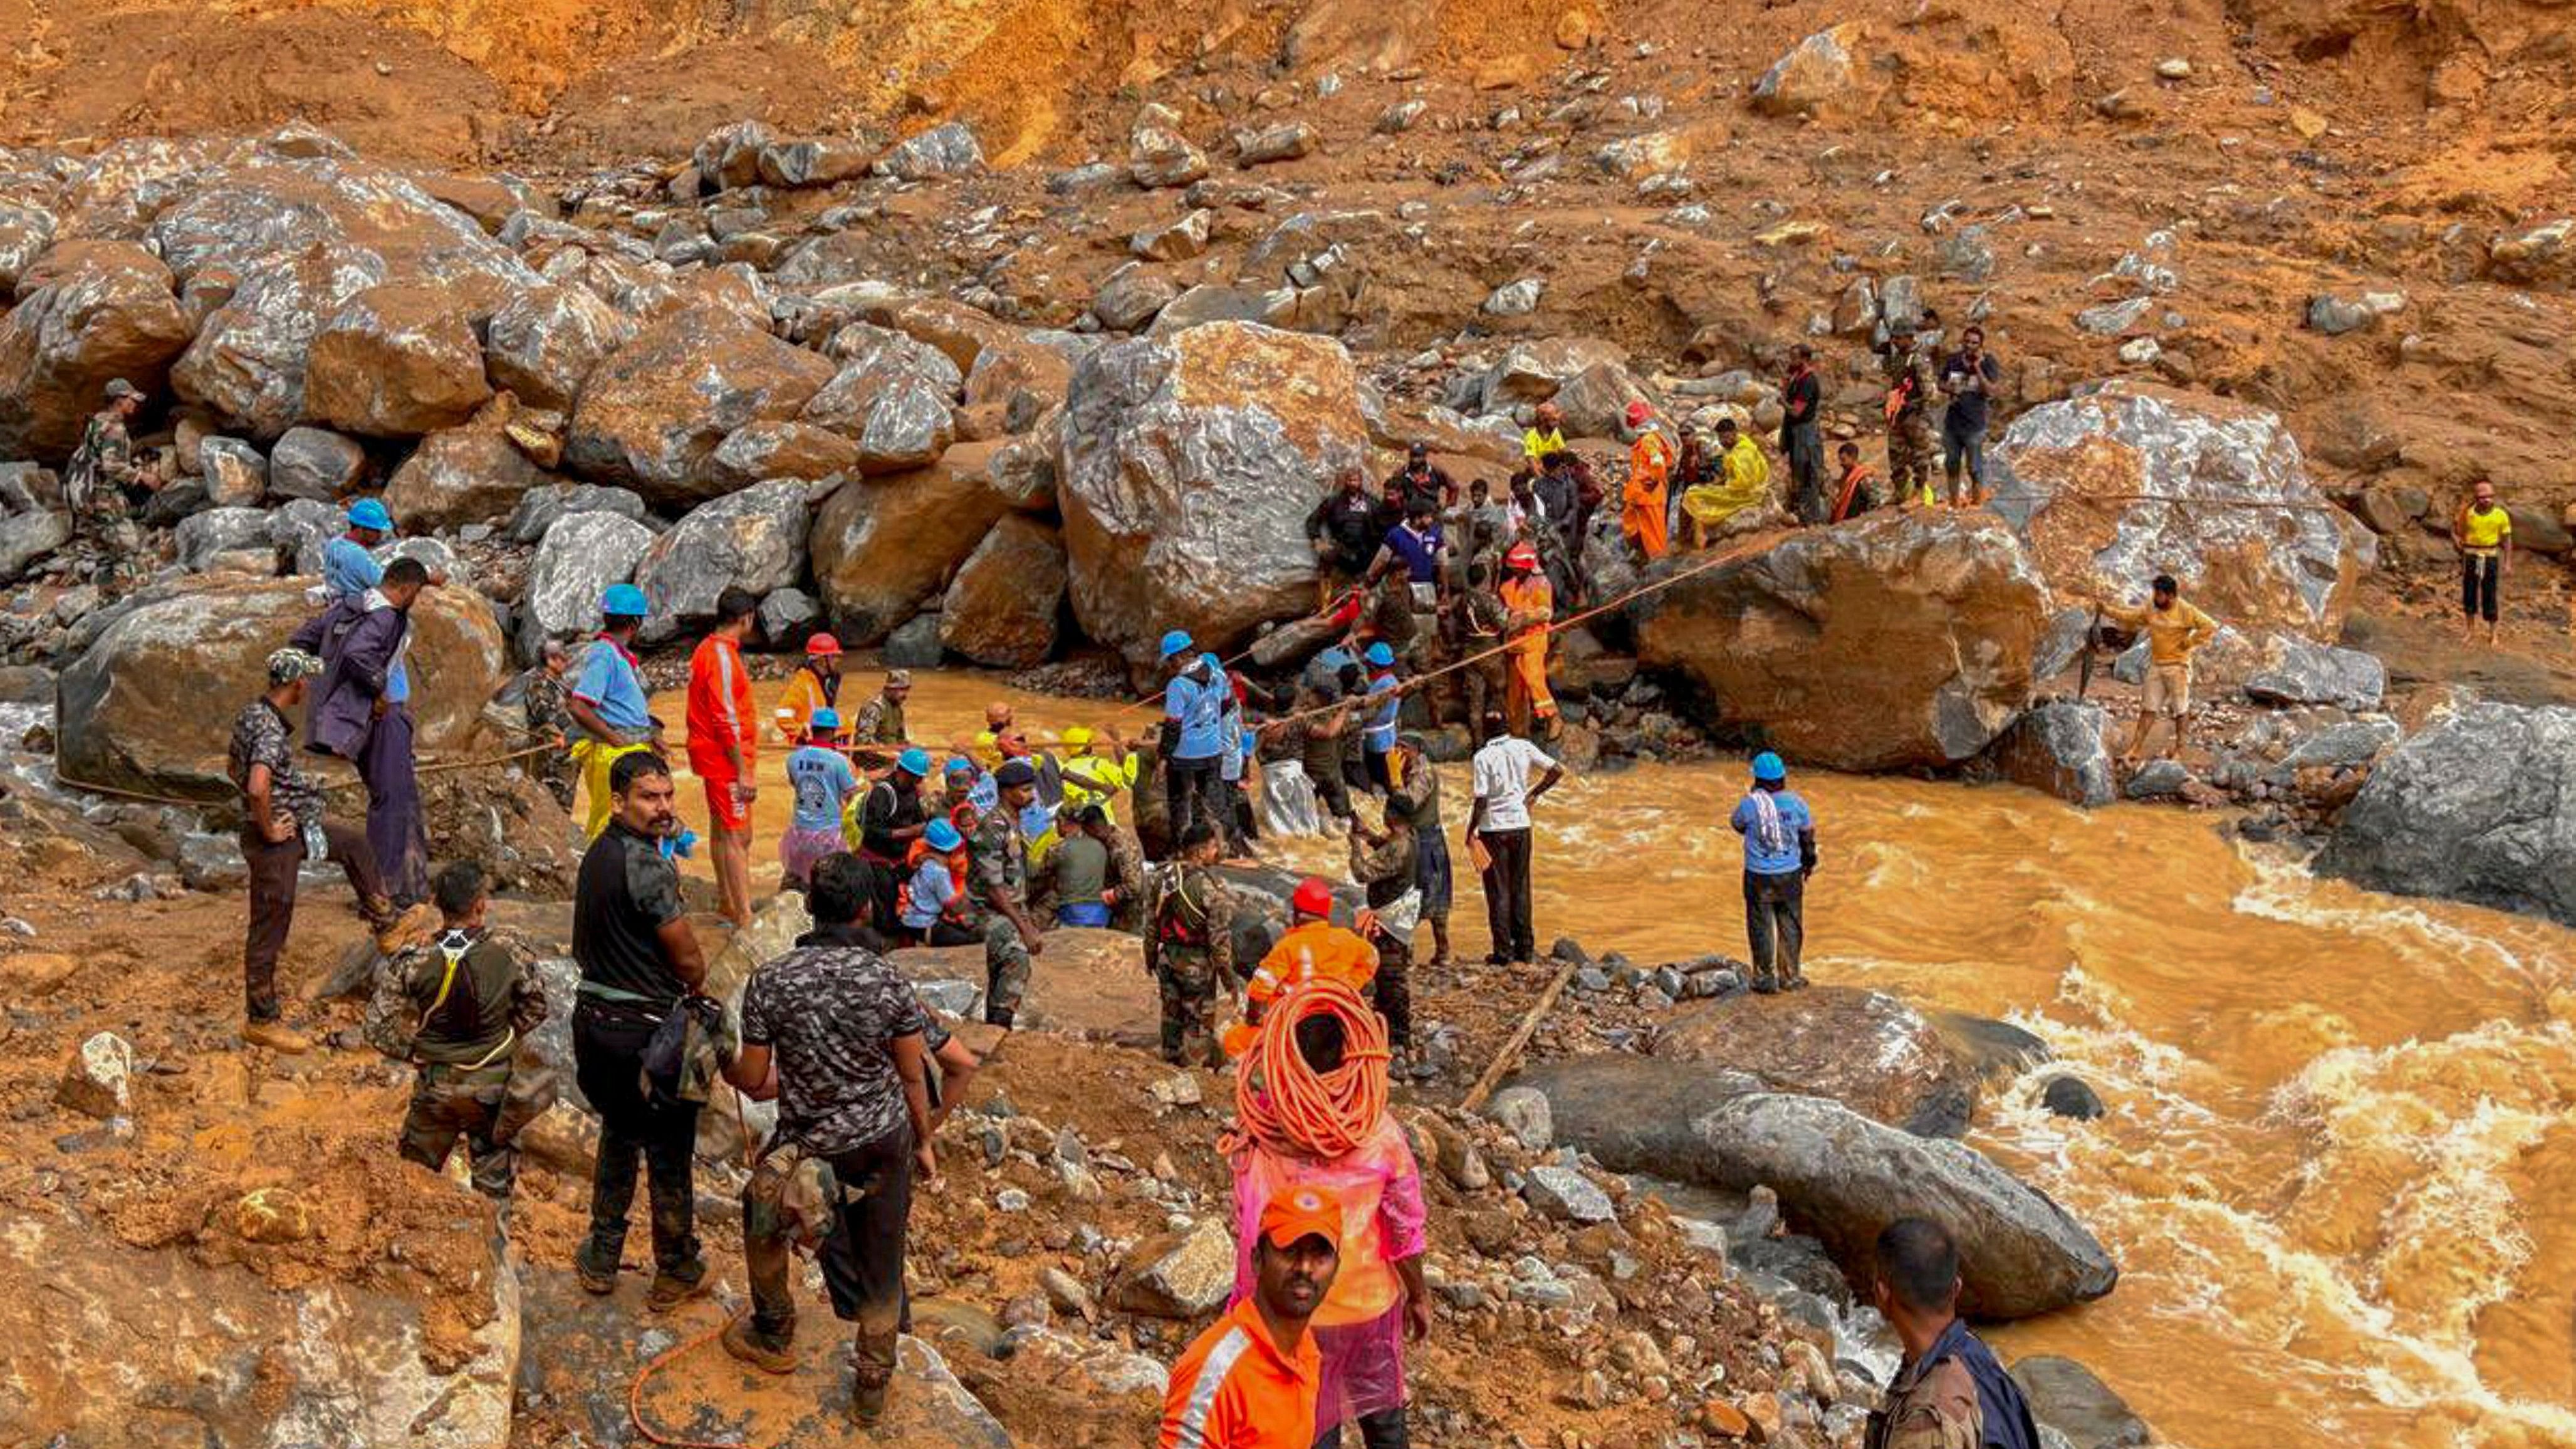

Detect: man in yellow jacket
[1680, 416, 1771, 548]
[1058, 725, 1140, 824]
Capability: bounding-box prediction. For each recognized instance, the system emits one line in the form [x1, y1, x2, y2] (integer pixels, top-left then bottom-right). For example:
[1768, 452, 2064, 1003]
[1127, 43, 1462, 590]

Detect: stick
[1459, 956, 1580, 1114]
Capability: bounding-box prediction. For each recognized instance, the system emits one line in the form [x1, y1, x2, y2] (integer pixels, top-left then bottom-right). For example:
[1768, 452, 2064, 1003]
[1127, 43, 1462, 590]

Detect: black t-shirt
[1942, 352, 2003, 432]
[573, 821, 689, 1010]
[1782, 370, 1821, 431]
[859, 777, 926, 859]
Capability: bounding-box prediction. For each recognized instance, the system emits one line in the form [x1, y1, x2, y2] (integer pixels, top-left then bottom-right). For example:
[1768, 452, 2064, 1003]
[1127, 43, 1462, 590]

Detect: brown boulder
[1656, 986, 1981, 1137]
[939, 516, 1068, 669]
[857, 296, 1017, 377]
[170, 239, 384, 439]
[482, 283, 636, 414]
[887, 928, 1155, 1048]
[384, 407, 560, 530]
[1632, 511, 2052, 771]
[0, 241, 192, 460]
[565, 310, 835, 507]
[709, 421, 862, 490]
[810, 442, 1011, 644]
[303, 283, 494, 438]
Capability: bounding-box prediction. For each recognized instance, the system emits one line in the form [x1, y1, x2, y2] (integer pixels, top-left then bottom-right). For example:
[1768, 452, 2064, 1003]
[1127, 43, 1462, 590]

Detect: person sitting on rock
[1867, 1218, 2041, 1449]
[1830, 441, 1880, 524]
[847, 666, 912, 768]
[1680, 417, 1773, 549]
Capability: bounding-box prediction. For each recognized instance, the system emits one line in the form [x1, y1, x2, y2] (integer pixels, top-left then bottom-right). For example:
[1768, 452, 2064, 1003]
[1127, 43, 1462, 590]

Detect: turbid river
[654, 671, 2576, 1449]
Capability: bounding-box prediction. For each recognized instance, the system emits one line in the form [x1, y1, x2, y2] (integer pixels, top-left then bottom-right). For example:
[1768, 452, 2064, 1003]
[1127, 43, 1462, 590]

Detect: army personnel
[1143, 822, 1237, 1067]
[1865, 1218, 2042, 1449]
[63, 378, 162, 593]
[1881, 324, 1941, 510]
[494, 641, 578, 811]
[848, 669, 913, 766]
[966, 758, 1046, 1035]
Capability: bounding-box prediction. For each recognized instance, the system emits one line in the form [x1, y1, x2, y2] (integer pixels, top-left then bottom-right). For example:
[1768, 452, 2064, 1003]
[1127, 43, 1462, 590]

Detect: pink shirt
[1229, 1114, 1427, 1328]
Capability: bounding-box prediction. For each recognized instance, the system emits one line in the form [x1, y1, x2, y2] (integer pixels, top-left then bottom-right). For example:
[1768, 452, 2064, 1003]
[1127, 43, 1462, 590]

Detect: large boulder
[0, 241, 192, 459]
[1632, 511, 2053, 771]
[802, 365, 957, 474]
[632, 480, 813, 644]
[55, 577, 507, 800]
[0, 510, 70, 584]
[1060, 323, 1370, 665]
[709, 421, 862, 489]
[483, 283, 637, 413]
[519, 510, 655, 656]
[383, 410, 559, 529]
[1656, 986, 1982, 1138]
[1476, 337, 1629, 414]
[1516, 1057, 2119, 1319]
[2240, 632, 2386, 711]
[170, 240, 387, 439]
[267, 426, 368, 501]
[1990, 381, 2362, 640]
[810, 443, 1012, 645]
[1985, 699, 2117, 808]
[303, 283, 494, 437]
[1751, 24, 1884, 120]
[566, 310, 836, 507]
[2318, 700, 2576, 926]
[939, 516, 1066, 669]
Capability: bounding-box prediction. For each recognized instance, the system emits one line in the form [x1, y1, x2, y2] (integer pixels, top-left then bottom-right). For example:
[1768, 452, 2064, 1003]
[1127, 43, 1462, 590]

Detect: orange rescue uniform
[1624, 431, 1672, 560]
[685, 633, 756, 832]
[1497, 570, 1557, 730]
[771, 666, 841, 746]
[1159, 1298, 1323, 1449]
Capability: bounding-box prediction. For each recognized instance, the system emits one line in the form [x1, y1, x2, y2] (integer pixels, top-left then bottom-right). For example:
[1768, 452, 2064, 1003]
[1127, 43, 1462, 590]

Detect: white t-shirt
[1471, 736, 1559, 833]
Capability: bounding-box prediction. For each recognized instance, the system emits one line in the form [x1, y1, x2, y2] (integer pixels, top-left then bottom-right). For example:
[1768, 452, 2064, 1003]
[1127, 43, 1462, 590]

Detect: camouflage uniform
[1142, 861, 1236, 1067]
[965, 806, 1033, 1028]
[1456, 582, 1511, 743]
[1866, 1352, 1984, 1449]
[63, 407, 149, 594]
[518, 666, 578, 811]
[365, 926, 548, 1200]
[1105, 825, 1149, 933]
[1883, 342, 1940, 504]
[849, 691, 909, 766]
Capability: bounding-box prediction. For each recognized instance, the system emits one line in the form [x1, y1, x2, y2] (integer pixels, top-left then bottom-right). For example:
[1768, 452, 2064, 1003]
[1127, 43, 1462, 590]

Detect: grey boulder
[267, 427, 366, 502]
[2319, 700, 2576, 927]
[519, 510, 654, 656]
[632, 480, 813, 644]
[1986, 700, 2117, 808]
[2241, 632, 2386, 711]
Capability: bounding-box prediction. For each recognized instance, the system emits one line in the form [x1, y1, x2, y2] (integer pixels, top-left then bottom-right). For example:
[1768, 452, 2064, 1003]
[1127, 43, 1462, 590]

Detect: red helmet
[1291, 877, 1333, 918]
[805, 632, 843, 657]
[1504, 542, 1540, 572]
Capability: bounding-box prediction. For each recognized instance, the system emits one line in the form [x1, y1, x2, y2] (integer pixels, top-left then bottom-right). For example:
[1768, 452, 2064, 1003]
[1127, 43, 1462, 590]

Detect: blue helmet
[346, 498, 393, 532]
[1751, 751, 1787, 783]
[924, 818, 963, 852]
[1364, 642, 1396, 667]
[1159, 629, 1195, 661]
[601, 582, 649, 618]
[808, 708, 840, 733]
[897, 746, 932, 777]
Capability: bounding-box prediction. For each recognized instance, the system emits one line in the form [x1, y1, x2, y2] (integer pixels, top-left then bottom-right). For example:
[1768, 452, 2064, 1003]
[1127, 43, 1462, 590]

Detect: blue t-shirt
[785, 745, 858, 833]
[1164, 669, 1227, 762]
[902, 857, 956, 930]
[1381, 523, 1444, 585]
[1362, 671, 1401, 752]
[572, 637, 652, 736]
[1729, 788, 1814, 876]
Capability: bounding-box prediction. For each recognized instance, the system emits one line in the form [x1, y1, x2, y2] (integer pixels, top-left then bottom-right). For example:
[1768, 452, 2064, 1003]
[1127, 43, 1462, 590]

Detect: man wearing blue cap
[1160, 629, 1227, 850]
[291, 553, 435, 905]
[1729, 751, 1817, 993]
[857, 746, 934, 928]
[568, 583, 662, 841]
[781, 709, 860, 890]
[1358, 642, 1403, 795]
[325, 499, 396, 601]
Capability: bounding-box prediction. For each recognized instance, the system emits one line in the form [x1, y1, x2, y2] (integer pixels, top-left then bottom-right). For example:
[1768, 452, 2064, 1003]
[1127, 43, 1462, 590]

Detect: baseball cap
[1260, 1185, 1343, 1252]
[994, 759, 1038, 790]
[104, 378, 140, 401]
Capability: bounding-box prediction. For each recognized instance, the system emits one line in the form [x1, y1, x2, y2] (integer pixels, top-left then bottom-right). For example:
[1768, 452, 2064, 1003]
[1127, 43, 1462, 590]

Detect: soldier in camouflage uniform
[847, 669, 912, 768]
[1454, 559, 1512, 746]
[1142, 820, 1236, 1067]
[364, 862, 549, 1201]
[1881, 325, 1941, 509]
[966, 759, 1046, 1032]
[63, 379, 160, 595]
[511, 642, 578, 811]
[1103, 817, 1150, 933]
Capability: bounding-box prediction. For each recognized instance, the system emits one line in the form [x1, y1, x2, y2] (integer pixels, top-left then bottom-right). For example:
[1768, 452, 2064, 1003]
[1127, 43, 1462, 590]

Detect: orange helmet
[805, 632, 843, 657]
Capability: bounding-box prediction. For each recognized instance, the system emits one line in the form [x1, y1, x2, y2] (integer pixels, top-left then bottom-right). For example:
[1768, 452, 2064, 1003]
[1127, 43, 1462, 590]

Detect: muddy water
[652, 671, 2576, 1449]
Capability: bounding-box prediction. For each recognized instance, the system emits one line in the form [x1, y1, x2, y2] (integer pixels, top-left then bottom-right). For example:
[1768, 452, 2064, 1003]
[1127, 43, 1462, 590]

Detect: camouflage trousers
[75, 506, 143, 594]
[532, 751, 577, 812]
[1157, 949, 1223, 1068]
[979, 914, 1031, 1029]
[1886, 414, 1937, 503]
[740, 1130, 912, 1393]
[399, 1062, 516, 1200]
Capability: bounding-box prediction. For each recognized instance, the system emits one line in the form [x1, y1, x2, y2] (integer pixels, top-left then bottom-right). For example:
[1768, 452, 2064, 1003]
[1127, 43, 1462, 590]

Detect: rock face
[1518, 1057, 2119, 1319]
[1060, 322, 1369, 665]
[1633, 511, 2053, 771]
[2319, 701, 2576, 927]
[2012, 1356, 2151, 1449]
[0, 241, 193, 459]
[939, 516, 1066, 669]
[483, 284, 635, 413]
[302, 283, 493, 437]
[2240, 632, 2385, 711]
[384, 412, 558, 529]
[810, 444, 1013, 646]
[519, 511, 654, 655]
[1986, 700, 2117, 808]
[0, 510, 71, 583]
[1751, 24, 1879, 120]
[268, 426, 367, 501]
[56, 577, 508, 798]
[1990, 381, 2360, 639]
[566, 311, 835, 506]
[631, 479, 813, 644]
[1658, 988, 1983, 1138]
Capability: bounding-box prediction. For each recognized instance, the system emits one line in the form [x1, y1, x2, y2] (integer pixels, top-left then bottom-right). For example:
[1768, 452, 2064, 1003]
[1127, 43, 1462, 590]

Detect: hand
[1405, 1295, 1432, 1343]
[1026, 933, 1046, 959]
[371, 698, 390, 719]
[263, 813, 296, 845]
[733, 781, 756, 807]
[913, 1141, 939, 1185]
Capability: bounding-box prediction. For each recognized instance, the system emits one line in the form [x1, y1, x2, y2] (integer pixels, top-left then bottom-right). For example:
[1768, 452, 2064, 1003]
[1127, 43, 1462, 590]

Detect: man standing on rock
[2453, 479, 2513, 646]
[720, 853, 941, 1428]
[291, 554, 433, 906]
[2092, 574, 2218, 767]
[1467, 711, 1562, 968]
[686, 587, 761, 929]
[856, 746, 933, 926]
[1385, 442, 1455, 517]
[1622, 400, 1673, 563]
[323, 499, 396, 602]
[230, 647, 406, 1054]
[1144, 820, 1236, 1067]
[1308, 468, 1386, 609]
[1781, 345, 1827, 525]
[1729, 752, 1817, 994]
[1162, 632, 1229, 843]
[571, 750, 713, 1309]
[1496, 543, 1558, 741]
[63, 378, 161, 595]
[568, 585, 661, 842]
[1866, 1218, 2041, 1449]
[1882, 324, 1941, 510]
[848, 666, 912, 768]
[967, 758, 1046, 1037]
[1160, 1187, 1340, 1449]
[1940, 325, 2003, 509]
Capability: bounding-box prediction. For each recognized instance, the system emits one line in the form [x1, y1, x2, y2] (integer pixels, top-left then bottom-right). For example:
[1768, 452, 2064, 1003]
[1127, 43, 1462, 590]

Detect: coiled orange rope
[1228, 978, 1391, 1161]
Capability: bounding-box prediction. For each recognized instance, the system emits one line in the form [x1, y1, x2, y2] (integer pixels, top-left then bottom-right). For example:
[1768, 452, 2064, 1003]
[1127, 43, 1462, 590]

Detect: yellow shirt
[2104, 599, 2218, 666]
[1522, 427, 1567, 463]
[2459, 504, 2512, 551]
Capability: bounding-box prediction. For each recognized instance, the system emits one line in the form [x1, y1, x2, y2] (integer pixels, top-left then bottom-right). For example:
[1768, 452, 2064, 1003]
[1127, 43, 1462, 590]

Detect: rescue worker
[1388, 733, 1454, 971]
[1882, 323, 1940, 509]
[1497, 542, 1558, 741]
[571, 751, 713, 1309]
[1241, 878, 1378, 1041]
[1358, 643, 1402, 796]
[1521, 401, 1567, 466]
[1729, 751, 1818, 993]
[855, 746, 933, 927]
[2090, 574, 2219, 766]
[566, 584, 662, 842]
[898, 818, 976, 947]
[367, 861, 548, 1201]
[2454, 479, 2513, 645]
[322, 498, 397, 602]
[231, 647, 405, 1054]
[771, 632, 845, 746]
[1939, 325, 2003, 508]
[1681, 417, 1772, 548]
[1347, 800, 1420, 1055]
[1865, 1218, 2042, 1449]
[1384, 442, 1456, 516]
[1059, 724, 1140, 823]
[1622, 400, 1673, 562]
[685, 587, 761, 927]
[1468, 709, 1562, 967]
[1308, 469, 1386, 606]
[781, 709, 860, 890]
[1144, 821, 1238, 1067]
[501, 641, 578, 811]
[1033, 802, 1119, 928]
[1159, 1186, 1340, 1449]
[848, 667, 912, 766]
[1454, 559, 1511, 747]
[63, 377, 161, 594]
[1288, 654, 1358, 830]
[721, 854, 943, 1428]
[1162, 632, 1228, 843]
[967, 758, 1048, 1035]
[1830, 440, 1880, 523]
[1782, 344, 1827, 524]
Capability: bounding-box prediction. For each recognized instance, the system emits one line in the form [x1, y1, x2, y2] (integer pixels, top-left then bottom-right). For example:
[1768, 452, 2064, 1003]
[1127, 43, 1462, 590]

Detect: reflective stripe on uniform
[1169, 1326, 1251, 1449]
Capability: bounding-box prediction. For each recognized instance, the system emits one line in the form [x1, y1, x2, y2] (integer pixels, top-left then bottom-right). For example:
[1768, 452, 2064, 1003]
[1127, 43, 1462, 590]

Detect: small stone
[2156, 57, 2193, 80]
[1483, 1085, 1554, 1152]
[55, 1032, 132, 1118]
[234, 1186, 313, 1244]
[2041, 1075, 2107, 1120]
[2117, 337, 2161, 365]
[1039, 1265, 1094, 1319]
[2288, 106, 2329, 140]
[1149, 1074, 1204, 1108]
[1483, 278, 1544, 316]
[1522, 1165, 1615, 1224]
[996, 1188, 1032, 1213]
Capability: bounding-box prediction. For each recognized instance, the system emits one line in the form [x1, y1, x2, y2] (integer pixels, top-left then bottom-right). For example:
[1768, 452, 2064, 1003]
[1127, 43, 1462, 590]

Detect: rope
[1226, 978, 1391, 1161]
